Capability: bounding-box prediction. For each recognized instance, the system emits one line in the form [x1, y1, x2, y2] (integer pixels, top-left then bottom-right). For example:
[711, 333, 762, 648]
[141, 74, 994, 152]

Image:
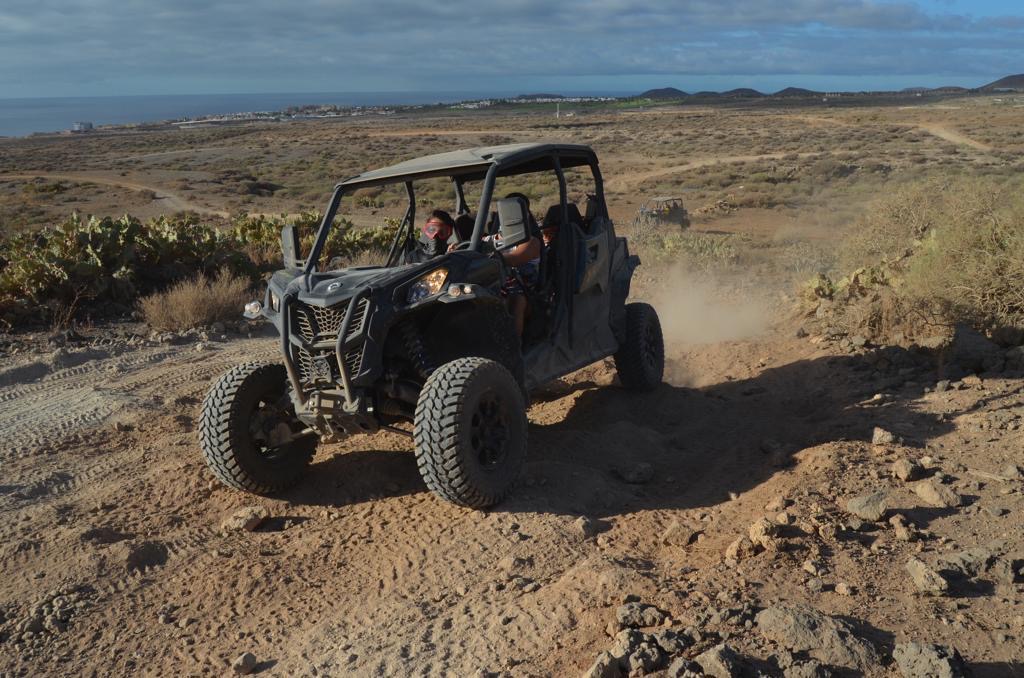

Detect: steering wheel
[451, 240, 473, 251]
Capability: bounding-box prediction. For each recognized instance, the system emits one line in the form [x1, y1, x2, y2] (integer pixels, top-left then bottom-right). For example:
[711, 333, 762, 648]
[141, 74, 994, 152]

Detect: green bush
[0, 211, 399, 324]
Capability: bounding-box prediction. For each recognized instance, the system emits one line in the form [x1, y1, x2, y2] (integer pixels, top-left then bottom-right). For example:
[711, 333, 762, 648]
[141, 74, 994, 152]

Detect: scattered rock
[583, 651, 620, 678]
[666, 656, 702, 677]
[694, 643, 745, 678]
[725, 536, 759, 562]
[846, 490, 888, 522]
[775, 510, 794, 526]
[575, 516, 609, 540]
[889, 514, 919, 542]
[910, 479, 962, 508]
[749, 517, 780, 549]
[220, 506, 269, 533]
[892, 641, 968, 678]
[651, 628, 690, 655]
[755, 604, 882, 671]
[625, 642, 663, 674]
[1001, 463, 1023, 480]
[802, 559, 826, 576]
[659, 519, 699, 546]
[982, 505, 1008, 518]
[608, 629, 646, 664]
[871, 427, 897, 446]
[892, 458, 923, 482]
[937, 547, 995, 580]
[905, 557, 949, 595]
[232, 652, 258, 675]
[615, 602, 667, 629]
[784, 660, 834, 678]
[498, 555, 533, 574]
[834, 582, 855, 596]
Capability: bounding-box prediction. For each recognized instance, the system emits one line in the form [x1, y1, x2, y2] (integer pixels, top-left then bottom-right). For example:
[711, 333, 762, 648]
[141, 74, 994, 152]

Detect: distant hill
[773, 87, 820, 97]
[721, 88, 764, 98]
[981, 74, 1024, 91]
[640, 87, 688, 100]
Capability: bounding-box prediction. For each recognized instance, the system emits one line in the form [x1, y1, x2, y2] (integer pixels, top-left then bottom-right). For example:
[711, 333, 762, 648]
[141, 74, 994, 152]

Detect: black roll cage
[303, 147, 607, 278]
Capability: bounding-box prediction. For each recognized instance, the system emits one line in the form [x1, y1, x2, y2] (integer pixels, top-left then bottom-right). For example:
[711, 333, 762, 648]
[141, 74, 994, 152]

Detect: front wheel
[614, 302, 665, 390]
[199, 362, 316, 494]
[414, 357, 527, 508]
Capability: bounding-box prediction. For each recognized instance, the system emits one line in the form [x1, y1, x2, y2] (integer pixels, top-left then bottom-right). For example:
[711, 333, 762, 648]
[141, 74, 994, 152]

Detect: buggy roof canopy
[337, 143, 597, 190]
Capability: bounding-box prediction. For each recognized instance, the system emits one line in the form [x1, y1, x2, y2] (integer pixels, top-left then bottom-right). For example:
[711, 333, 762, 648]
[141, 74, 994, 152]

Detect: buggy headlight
[407, 268, 448, 303]
[243, 300, 262, 319]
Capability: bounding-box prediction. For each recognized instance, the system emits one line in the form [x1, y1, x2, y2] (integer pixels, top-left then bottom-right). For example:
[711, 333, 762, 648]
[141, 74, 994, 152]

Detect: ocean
[0, 91, 587, 138]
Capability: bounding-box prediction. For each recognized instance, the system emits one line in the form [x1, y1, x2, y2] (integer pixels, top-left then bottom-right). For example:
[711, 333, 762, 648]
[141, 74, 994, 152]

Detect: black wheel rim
[640, 319, 659, 371]
[470, 391, 510, 469]
[249, 393, 303, 461]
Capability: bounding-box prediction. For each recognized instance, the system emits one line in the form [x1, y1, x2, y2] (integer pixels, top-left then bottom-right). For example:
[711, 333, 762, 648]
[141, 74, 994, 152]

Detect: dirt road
[0, 173, 227, 217]
[1, 309, 1022, 675]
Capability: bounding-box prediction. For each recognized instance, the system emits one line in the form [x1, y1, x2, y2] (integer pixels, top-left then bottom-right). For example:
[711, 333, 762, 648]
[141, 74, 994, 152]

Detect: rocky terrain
[0, 301, 1021, 677]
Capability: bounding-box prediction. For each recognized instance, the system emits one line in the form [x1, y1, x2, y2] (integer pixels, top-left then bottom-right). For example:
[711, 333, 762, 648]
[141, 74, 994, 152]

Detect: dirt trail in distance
[0, 172, 227, 217]
[916, 123, 993, 151]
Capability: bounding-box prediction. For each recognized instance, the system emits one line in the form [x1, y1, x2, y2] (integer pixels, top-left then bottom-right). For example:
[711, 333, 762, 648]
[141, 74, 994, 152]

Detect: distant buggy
[199, 143, 664, 508]
[631, 196, 690, 240]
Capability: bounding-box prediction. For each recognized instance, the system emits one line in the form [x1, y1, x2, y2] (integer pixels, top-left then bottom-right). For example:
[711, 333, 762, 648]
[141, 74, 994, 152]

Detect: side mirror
[281, 225, 302, 268]
[495, 198, 531, 251]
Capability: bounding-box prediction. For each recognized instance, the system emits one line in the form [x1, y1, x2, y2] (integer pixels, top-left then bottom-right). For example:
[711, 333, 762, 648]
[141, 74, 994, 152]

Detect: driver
[406, 209, 455, 263]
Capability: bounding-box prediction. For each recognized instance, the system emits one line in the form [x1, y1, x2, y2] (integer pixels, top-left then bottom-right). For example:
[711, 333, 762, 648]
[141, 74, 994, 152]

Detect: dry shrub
[904, 178, 1024, 330]
[140, 269, 252, 331]
[838, 179, 945, 271]
[818, 175, 1024, 343]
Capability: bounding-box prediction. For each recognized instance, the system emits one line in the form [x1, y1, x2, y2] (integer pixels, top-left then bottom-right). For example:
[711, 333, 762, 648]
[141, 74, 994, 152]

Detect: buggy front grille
[292, 298, 370, 343]
[295, 346, 364, 384]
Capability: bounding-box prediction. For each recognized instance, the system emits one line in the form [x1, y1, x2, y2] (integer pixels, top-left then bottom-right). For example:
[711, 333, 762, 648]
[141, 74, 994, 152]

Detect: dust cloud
[654, 267, 773, 346]
[650, 267, 774, 385]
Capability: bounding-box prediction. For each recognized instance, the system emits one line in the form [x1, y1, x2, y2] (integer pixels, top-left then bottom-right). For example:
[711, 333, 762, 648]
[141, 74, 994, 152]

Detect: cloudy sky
[1, 0, 1022, 98]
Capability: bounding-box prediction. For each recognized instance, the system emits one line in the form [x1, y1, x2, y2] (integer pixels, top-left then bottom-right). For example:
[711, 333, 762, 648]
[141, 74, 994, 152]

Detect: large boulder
[755, 605, 881, 671]
[892, 641, 969, 678]
[694, 643, 746, 678]
[846, 490, 888, 522]
[947, 324, 1004, 373]
[905, 557, 950, 595]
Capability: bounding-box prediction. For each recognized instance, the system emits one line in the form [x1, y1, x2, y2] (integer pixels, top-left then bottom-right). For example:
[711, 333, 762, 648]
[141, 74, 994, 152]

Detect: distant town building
[71, 121, 93, 132]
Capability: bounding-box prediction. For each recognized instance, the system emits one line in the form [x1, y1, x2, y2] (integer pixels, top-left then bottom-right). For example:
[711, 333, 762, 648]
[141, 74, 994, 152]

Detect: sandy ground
[0, 103, 1019, 675]
[0, 296, 1021, 676]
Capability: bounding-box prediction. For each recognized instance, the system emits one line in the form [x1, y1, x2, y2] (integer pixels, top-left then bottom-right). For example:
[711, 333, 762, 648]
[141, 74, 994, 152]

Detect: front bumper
[279, 288, 378, 434]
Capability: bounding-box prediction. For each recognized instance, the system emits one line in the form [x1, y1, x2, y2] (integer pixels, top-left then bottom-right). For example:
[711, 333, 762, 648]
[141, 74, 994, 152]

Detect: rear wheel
[199, 362, 316, 494]
[614, 302, 665, 390]
[413, 357, 527, 508]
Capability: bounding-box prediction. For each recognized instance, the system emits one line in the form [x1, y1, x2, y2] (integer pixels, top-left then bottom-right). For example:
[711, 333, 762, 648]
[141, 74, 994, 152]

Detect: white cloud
[0, 0, 1020, 96]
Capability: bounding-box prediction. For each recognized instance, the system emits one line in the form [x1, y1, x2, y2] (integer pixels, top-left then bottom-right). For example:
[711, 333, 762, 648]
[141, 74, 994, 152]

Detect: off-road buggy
[631, 196, 690, 240]
[199, 143, 664, 508]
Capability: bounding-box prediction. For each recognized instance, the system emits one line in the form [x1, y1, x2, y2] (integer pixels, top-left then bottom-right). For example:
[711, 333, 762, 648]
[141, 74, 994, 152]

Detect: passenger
[407, 209, 455, 263]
